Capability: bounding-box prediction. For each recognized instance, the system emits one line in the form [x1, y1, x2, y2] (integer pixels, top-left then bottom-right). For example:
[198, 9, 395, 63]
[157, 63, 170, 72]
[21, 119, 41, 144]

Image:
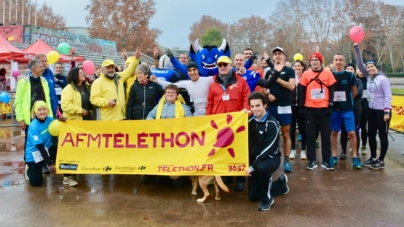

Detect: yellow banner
[56, 112, 249, 176]
[391, 95, 404, 133]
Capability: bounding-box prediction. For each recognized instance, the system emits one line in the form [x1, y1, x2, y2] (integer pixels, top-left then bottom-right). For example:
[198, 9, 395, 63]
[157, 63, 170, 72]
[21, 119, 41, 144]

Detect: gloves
[326, 104, 333, 116]
[257, 79, 266, 87]
[299, 107, 306, 116]
[166, 49, 173, 60]
[248, 52, 259, 62]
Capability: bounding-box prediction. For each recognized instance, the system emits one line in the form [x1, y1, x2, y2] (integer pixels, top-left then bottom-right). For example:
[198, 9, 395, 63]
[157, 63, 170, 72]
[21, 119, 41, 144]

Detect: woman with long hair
[354, 43, 392, 169]
[289, 60, 308, 160]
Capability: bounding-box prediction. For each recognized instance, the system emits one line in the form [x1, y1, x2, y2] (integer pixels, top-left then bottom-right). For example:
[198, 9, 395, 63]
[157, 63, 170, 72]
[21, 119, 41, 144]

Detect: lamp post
[15, 0, 17, 24]
[22, 0, 24, 25]
[34, 0, 37, 27]
[2, 0, 5, 26]
[28, 3, 30, 24]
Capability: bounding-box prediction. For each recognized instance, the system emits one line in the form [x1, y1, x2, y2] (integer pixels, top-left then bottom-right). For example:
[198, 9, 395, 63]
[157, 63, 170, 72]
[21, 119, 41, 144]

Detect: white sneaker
[63, 176, 78, 187]
[300, 150, 307, 160]
[24, 164, 29, 181]
[289, 150, 296, 159]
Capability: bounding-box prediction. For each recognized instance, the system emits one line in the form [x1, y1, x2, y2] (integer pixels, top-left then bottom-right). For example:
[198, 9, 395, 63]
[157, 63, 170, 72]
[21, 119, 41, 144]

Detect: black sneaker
[369, 160, 385, 169]
[235, 182, 244, 192]
[279, 174, 289, 195]
[258, 197, 274, 211]
[339, 151, 347, 160]
[363, 158, 377, 167]
[306, 160, 318, 170]
[321, 162, 334, 171]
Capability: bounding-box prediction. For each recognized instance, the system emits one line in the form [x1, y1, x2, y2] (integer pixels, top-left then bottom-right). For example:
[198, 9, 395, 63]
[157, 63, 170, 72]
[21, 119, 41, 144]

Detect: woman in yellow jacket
[61, 67, 94, 121]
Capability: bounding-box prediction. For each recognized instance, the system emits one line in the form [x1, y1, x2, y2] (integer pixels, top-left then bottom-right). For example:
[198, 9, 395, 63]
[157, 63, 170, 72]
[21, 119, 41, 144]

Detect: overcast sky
[35, 0, 404, 49]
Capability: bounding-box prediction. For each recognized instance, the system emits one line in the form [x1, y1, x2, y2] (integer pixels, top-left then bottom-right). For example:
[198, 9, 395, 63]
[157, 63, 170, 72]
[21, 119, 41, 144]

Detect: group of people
[14, 41, 392, 211]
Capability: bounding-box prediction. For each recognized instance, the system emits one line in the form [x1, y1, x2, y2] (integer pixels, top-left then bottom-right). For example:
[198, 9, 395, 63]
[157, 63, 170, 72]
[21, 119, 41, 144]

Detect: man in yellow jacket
[90, 48, 141, 121]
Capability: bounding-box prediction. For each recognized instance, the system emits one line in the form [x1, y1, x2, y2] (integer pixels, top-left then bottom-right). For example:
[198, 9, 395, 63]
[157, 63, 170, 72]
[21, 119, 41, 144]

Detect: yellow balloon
[48, 120, 60, 136]
[293, 53, 304, 61]
[47, 51, 60, 64]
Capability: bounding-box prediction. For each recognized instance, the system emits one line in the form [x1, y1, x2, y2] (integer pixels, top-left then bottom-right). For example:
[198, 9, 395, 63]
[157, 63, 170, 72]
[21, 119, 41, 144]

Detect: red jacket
[206, 72, 251, 115]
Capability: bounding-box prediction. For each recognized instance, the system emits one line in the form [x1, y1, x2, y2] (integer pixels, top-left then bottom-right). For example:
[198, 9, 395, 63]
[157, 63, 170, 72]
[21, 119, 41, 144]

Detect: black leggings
[27, 161, 45, 186]
[248, 155, 282, 203]
[341, 110, 361, 153]
[360, 99, 368, 146]
[368, 108, 391, 161]
[290, 106, 306, 150]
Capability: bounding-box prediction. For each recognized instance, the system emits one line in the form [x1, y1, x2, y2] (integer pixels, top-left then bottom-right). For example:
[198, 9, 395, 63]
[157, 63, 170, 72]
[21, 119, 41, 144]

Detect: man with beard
[90, 48, 141, 121]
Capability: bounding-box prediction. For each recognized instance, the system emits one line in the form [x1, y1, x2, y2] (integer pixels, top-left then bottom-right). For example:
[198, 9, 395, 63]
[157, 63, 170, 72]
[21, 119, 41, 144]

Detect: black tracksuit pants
[248, 154, 282, 203]
[368, 108, 391, 161]
[305, 108, 331, 163]
[290, 106, 306, 150]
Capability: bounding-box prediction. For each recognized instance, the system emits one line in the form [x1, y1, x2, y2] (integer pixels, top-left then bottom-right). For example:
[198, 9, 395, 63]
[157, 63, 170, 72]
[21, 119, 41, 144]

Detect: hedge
[387, 73, 404, 77]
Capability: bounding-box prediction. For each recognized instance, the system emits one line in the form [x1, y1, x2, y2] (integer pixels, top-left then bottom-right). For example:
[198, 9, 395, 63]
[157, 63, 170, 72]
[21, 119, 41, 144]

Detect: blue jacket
[42, 68, 59, 116]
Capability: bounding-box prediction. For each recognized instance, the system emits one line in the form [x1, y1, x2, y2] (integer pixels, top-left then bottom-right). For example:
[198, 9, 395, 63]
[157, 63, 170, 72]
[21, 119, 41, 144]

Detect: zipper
[143, 86, 146, 119]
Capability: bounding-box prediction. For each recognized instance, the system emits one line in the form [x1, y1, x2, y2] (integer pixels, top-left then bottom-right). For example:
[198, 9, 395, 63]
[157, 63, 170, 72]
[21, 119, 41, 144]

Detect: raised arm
[353, 44, 369, 77]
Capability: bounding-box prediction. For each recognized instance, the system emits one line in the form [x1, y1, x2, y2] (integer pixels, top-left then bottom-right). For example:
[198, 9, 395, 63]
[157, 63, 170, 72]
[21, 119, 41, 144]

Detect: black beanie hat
[366, 60, 378, 69]
[187, 61, 198, 70]
[345, 63, 356, 72]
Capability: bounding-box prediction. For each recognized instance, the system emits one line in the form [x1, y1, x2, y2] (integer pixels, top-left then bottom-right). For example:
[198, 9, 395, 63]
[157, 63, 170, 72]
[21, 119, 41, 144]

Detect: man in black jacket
[246, 92, 289, 211]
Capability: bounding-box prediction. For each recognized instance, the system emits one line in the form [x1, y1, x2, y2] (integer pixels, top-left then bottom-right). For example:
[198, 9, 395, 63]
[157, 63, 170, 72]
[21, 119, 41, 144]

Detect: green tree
[200, 27, 223, 46]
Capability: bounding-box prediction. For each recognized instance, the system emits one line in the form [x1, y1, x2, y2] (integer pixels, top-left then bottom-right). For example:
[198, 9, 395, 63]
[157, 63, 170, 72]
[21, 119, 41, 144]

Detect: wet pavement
[1, 128, 404, 227]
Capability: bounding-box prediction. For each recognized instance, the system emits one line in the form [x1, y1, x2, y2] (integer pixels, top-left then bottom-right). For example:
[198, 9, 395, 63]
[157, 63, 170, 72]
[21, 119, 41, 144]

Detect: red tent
[23, 39, 85, 63]
[0, 35, 29, 62]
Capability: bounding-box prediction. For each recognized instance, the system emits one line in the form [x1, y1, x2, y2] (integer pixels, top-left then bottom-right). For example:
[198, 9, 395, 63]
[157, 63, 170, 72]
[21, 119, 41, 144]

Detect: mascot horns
[218, 38, 227, 51]
[194, 39, 202, 52]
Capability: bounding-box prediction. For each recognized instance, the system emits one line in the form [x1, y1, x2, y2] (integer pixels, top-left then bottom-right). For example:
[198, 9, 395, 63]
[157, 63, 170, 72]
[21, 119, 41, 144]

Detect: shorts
[268, 105, 292, 126]
[331, 110, 355, 132]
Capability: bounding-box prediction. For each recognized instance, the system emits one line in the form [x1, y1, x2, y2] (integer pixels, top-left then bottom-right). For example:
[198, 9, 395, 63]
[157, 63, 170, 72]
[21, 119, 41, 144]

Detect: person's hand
[150, 74, 157, 82]
[239, 67, 246, 75]
[134, 47, 142, 60]
[353, 43, 359, 47]
[313, 45, 320, 52]
[18, 121, 26, 130]
[58, 116, 67, 122]
[384, 113, 390, 122]
[263, 51, 268, 59]
[274, 61, 284, 72]
[82, 109, 88, 116]
[153, 46, 159, 59]
[241, 108, 250, 113]
[248, 52, 258, 62]
[268, 94, 276, 102]
[166, 49, 173, 60]
[326, 104, 333, 116]
[245, 168, 252, 176]
[108, 99, 117, 107]
[54, 76, 58, 82]
[121, 49, 127, 59]
[48, 165, 56, 174]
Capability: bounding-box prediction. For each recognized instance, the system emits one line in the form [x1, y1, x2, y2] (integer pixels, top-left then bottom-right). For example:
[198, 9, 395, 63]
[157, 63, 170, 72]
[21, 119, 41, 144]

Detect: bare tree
[188, 15, 229, 44]
[85, 0, 161, 54]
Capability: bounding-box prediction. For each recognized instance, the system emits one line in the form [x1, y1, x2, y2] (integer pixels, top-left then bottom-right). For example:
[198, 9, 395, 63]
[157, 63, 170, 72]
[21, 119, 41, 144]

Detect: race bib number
[222, 94, 230, 101]
[32, 148, 49, 163]
[362, 90, 367, 98]
[334, 91, 347, 102]
[278, 106, 292, 114]
[55, 87, 62, 96]
[311, 88, 325, 99]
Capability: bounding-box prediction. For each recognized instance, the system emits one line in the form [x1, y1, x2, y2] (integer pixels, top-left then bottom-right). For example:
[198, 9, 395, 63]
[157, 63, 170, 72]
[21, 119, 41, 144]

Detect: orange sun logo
[208, 114, 246, 158]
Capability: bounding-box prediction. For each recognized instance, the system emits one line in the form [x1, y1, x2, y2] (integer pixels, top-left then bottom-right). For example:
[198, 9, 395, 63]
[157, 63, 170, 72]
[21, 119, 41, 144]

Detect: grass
[392, 88, 404, 94]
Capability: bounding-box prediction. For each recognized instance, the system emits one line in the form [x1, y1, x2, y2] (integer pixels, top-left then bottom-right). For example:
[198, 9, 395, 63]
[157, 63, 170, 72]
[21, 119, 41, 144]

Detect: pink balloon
[349, 26, 365, 43]
[12, 69, 19, 77]
[82, 60, 95, 76]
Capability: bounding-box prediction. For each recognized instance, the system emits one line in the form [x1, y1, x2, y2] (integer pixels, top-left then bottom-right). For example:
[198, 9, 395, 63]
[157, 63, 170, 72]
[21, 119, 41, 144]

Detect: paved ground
[1, 126, 404, 227]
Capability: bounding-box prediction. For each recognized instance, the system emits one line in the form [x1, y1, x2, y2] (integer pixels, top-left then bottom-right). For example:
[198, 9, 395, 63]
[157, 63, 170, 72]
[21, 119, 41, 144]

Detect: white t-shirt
[155, 77, 214, 116]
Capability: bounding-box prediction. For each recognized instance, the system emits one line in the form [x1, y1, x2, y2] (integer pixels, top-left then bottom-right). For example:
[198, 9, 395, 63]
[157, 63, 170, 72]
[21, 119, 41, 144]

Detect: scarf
[156, 94, 186, 119]
[138, 79, 149, 86]
[219, 71, 232, 88]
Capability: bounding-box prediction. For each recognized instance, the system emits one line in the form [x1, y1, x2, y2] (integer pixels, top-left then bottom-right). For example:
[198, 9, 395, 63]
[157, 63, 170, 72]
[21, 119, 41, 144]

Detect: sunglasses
[217, 63, 229, 68]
